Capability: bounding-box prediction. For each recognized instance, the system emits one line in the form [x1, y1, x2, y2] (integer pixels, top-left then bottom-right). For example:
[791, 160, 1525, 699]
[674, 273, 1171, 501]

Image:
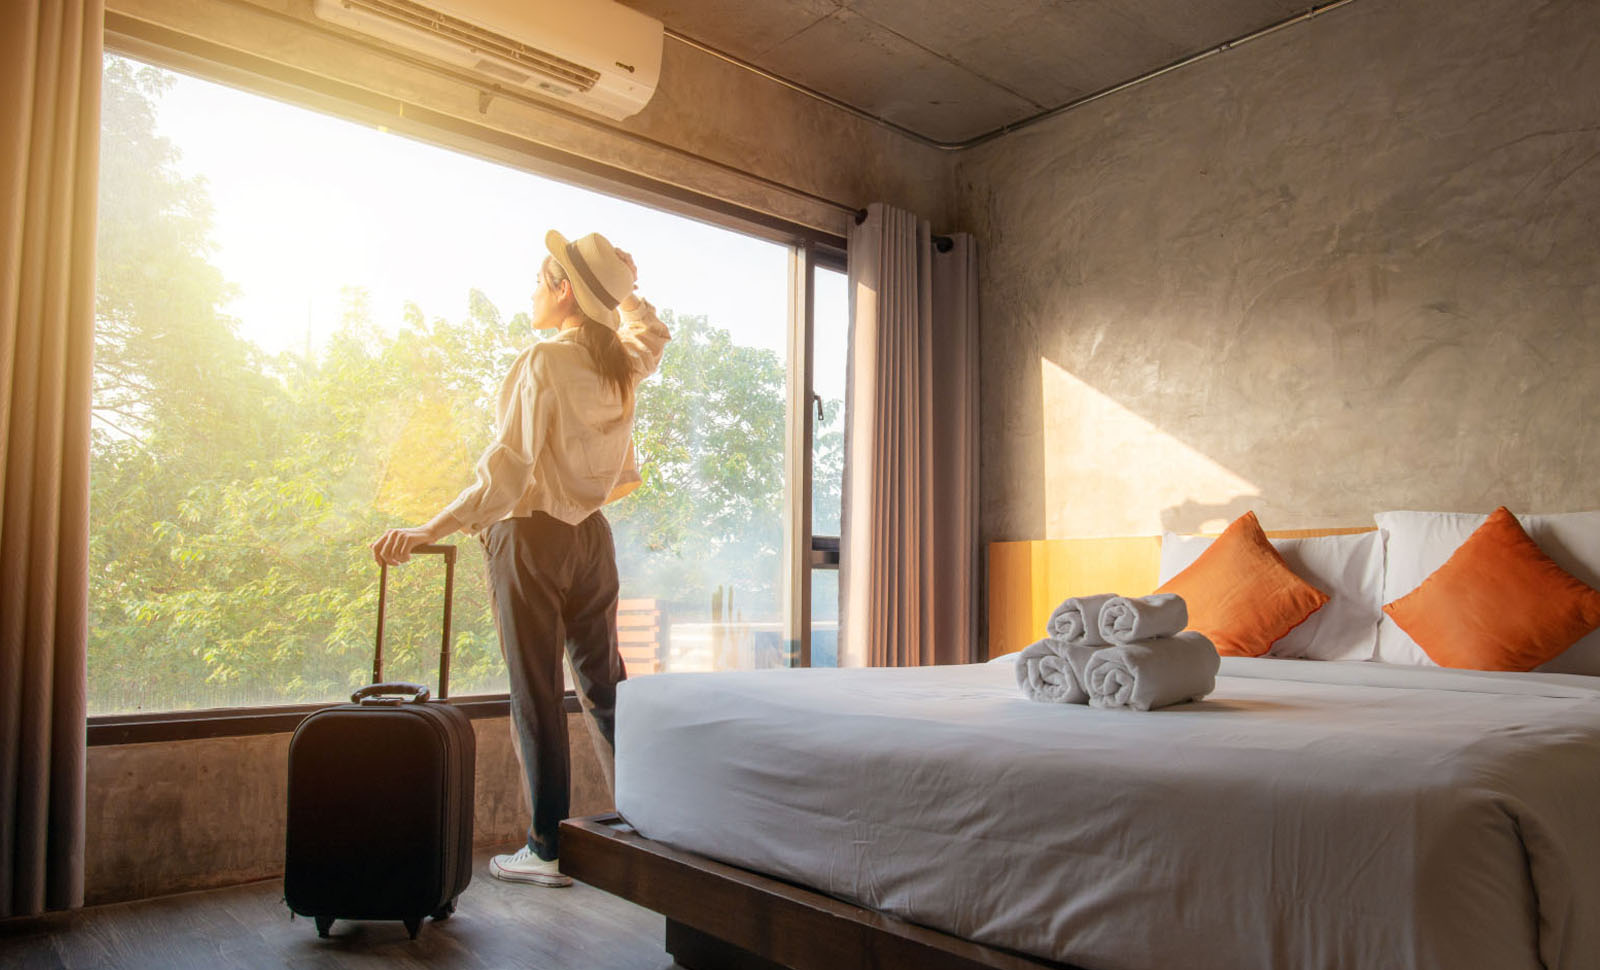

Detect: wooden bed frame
[559, 814, 1081, 970]
[564, 530, 1371, 969]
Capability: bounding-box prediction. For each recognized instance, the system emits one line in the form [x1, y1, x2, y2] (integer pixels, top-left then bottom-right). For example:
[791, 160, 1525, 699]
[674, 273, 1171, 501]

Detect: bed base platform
[559, 814, 1082, 970]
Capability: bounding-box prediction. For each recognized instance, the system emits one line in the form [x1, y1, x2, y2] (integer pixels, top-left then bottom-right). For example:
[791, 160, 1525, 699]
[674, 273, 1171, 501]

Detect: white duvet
[614, 658, 1600, 970]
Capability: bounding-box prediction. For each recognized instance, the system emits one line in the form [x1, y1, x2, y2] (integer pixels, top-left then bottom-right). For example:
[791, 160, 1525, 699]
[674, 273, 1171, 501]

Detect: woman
[371, 230, 670, 887]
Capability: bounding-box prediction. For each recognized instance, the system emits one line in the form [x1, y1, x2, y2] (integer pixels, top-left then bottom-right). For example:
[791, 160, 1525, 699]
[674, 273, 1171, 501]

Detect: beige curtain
[840, 203, 979, 667]
[2, 0, 101, 918]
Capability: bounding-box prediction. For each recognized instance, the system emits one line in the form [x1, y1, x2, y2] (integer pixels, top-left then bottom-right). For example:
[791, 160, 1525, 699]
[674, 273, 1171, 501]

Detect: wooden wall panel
[987, 528, 1374, 659]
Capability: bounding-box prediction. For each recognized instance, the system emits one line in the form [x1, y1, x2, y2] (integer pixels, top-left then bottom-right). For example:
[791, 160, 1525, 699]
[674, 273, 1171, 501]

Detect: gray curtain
[2, 0, 100, 917]
[840, 203, 979, 667]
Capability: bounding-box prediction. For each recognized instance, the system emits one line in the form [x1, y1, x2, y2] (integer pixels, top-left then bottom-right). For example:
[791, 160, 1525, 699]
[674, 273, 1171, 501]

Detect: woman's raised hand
[614, 248, 638, 290]
[614, 248, 640, 312]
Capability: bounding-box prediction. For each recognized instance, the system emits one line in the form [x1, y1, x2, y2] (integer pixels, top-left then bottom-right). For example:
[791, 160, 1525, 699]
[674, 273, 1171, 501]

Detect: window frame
[784, 251, 847, 670]
[807, 248, 849, 579]
[85, 693, 579, 746]
[103, 13, 847, 254]
[809, 254, 848, 672]
[88, 19, 849, 742]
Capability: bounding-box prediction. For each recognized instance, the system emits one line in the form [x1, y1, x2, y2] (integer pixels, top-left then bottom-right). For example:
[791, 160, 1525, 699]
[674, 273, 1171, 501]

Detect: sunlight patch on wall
[1041, 358, 1258, 538]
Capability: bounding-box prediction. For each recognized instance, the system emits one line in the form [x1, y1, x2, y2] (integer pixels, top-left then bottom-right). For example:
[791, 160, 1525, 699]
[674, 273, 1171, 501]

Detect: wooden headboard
[986, 528, 1374, 659]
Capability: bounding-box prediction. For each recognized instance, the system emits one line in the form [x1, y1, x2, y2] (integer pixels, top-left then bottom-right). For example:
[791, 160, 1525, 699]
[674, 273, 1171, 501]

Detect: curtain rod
[854, 209, 954, 252]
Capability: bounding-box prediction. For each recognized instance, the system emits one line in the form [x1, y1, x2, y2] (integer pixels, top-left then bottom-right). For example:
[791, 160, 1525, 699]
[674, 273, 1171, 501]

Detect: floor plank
[1, 846, 678, 970]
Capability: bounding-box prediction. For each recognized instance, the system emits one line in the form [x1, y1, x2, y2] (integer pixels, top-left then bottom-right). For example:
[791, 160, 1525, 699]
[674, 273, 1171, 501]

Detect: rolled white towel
[1015, 638, 1101, 704]
[1046, 593, 1117, 645]
[1097, 593, 1188, 643]
[1083, 632, 1219, 711]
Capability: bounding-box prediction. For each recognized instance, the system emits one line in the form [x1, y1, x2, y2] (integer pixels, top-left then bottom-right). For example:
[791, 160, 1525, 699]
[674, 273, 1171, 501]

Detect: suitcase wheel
[431, 898, 457, 921]
[404, 916, 423, 940]
[314, 915, 334, 938]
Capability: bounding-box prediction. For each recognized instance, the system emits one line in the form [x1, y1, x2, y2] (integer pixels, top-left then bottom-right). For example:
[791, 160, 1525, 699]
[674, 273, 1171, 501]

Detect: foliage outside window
[90, 56, 840, 714]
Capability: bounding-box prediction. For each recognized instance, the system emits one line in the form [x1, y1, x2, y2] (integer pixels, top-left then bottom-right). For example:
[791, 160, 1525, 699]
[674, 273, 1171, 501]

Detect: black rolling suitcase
[285, 544, 474, 940]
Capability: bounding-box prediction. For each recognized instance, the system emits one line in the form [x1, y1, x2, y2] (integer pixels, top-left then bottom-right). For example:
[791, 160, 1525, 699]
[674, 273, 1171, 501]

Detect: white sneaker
[489, 846, 572, 887]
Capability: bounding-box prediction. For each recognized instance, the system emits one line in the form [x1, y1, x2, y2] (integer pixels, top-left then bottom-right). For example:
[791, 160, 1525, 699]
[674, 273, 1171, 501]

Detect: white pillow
[1374, 510, 1600, 672]
[1158, 531, 1382, 661]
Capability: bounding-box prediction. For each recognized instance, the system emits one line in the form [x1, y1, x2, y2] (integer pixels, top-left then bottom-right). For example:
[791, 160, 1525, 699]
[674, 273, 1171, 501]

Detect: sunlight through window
[91, 54, 797, 713]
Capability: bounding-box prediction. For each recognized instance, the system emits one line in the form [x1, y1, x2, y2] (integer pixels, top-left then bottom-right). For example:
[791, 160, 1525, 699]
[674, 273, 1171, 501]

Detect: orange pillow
[1382, 506, 1600, 671]
[1156, 511, 1329, 657]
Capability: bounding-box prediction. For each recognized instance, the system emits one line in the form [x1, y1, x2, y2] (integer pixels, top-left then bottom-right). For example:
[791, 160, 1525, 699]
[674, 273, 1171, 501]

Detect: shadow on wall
[1161, 498, 1263, 536]
[977, 0, 1600, 542]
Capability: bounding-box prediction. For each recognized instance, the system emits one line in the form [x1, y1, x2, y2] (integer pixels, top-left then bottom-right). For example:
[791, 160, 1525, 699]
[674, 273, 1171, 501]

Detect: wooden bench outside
[618, 598, 670, 676]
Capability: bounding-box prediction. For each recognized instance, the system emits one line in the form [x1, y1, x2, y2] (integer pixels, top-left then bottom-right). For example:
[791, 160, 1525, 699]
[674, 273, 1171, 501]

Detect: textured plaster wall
[85, 714, 612, 905]
[955, 0, 1600, 542]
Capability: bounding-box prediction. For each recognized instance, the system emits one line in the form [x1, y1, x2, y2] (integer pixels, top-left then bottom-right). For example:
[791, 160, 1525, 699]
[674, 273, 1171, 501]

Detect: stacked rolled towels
[1016, 593, 1219, 711]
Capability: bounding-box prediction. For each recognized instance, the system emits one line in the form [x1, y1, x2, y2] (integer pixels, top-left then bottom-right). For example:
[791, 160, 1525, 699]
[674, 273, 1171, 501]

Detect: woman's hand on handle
[371, 527, 431, 566]
[370, 509, 463, 565]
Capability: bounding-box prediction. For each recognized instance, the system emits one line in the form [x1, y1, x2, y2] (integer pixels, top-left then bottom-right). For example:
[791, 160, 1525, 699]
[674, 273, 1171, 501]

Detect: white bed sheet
[614, 658, 1600, 970]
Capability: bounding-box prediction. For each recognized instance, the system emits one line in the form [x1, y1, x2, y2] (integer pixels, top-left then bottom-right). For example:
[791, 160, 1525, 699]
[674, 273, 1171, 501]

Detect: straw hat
[545, 229, 632, 331]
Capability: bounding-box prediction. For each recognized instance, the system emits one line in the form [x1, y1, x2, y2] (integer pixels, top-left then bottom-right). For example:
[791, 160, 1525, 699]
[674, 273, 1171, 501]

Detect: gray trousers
[481, 511, 623, 861]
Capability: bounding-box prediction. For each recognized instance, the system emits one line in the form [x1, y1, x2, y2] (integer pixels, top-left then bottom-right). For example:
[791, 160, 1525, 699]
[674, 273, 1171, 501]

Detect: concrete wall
[956, 0, 1600, 543]
[85, 713, 610, 905]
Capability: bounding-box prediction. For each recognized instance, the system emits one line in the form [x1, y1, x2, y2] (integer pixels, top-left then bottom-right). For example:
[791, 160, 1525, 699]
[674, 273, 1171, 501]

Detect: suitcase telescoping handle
[370, 543, 457, 700]
[352, 682, 431, 705]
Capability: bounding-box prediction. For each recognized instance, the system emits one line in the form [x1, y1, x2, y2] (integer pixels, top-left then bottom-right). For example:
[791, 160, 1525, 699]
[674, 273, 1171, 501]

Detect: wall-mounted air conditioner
[311, 0, 663, 121]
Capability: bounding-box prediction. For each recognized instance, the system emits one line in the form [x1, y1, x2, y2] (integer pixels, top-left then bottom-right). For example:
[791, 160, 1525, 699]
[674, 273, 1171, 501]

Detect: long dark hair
[544, 258, 635, 409]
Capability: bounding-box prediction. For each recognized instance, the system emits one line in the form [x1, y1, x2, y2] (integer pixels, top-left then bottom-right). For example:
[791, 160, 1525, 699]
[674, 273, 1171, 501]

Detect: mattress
[614, 658, 1600, 970]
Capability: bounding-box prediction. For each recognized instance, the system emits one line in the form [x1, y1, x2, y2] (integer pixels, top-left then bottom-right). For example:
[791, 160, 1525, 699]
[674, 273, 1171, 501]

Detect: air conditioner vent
[472, 59, 529, 85]
[340, 0, 601, 92]
[312, 0, 661, 120]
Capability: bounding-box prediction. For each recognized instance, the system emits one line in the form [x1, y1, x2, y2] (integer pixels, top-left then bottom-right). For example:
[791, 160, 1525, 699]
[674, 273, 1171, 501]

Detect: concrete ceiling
[620, 0, 1315, 144]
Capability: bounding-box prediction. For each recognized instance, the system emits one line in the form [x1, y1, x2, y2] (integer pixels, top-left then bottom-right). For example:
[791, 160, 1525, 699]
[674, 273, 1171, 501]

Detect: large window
[90, 53, 832, 715]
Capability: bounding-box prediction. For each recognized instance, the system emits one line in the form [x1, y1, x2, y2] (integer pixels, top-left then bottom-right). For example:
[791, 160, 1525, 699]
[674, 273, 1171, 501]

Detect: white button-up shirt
[445, 300, 671, 532]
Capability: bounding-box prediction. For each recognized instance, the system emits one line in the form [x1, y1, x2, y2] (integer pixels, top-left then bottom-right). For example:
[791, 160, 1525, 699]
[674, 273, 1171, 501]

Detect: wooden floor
[2, 846, 679, 969]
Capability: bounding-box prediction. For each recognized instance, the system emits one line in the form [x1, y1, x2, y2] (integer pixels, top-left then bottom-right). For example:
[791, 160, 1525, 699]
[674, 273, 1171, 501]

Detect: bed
[561, 518, 1600, 970]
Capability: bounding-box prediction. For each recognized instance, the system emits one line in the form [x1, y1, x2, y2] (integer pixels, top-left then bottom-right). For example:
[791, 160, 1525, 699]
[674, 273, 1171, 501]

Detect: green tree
[91, 57, 290, 710]
[610, 310, 787, 618]
[812, 401, 844, 537]
[88, 59, 505, 710]
[88, 54, 820, 710]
